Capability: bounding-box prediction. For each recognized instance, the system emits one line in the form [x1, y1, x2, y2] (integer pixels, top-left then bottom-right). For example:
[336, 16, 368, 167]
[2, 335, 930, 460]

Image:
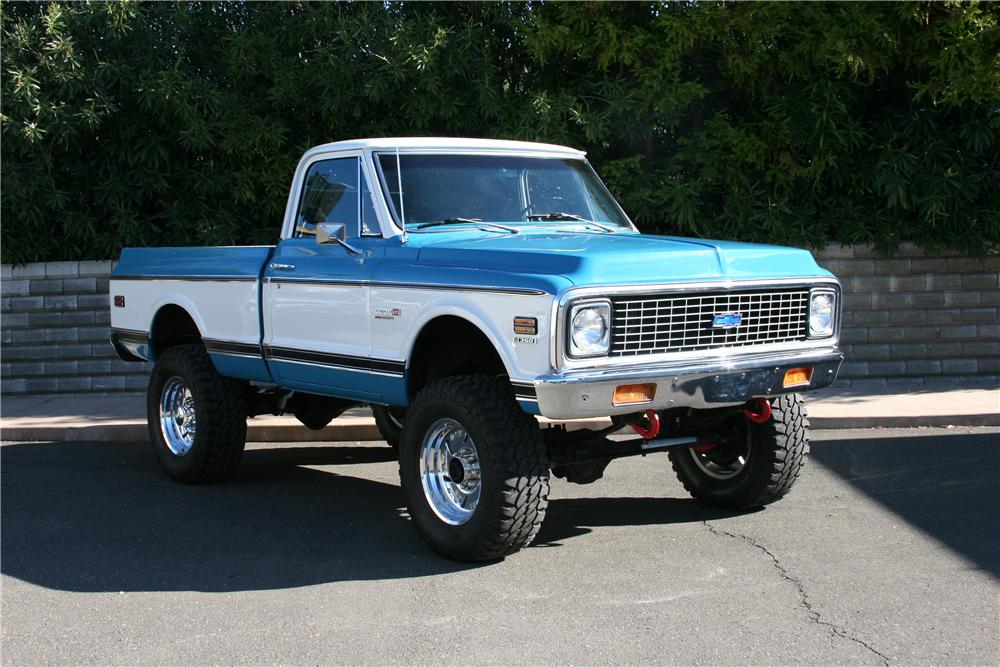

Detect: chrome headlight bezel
[567, 299, 611, 358]
[808, 288, 837, 338]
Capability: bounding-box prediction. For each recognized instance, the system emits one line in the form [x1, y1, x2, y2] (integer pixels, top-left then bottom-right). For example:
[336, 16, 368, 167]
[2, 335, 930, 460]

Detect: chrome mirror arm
[316, 222, 363, 255]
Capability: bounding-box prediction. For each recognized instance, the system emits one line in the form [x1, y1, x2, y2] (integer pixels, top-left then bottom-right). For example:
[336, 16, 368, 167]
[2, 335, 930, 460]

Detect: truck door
[263, 153, 385, 401]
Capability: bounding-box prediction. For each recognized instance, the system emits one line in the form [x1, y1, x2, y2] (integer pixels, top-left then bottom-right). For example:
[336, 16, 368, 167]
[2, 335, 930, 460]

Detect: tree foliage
[2, 1, 998, 263]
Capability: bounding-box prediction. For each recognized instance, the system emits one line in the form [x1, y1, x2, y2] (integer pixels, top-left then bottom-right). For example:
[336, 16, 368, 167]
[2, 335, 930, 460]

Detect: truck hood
[413, 230, 830, 286]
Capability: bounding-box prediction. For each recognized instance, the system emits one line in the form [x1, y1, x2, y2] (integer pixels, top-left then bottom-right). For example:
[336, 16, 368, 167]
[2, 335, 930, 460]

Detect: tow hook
[744, 398, 773, 424]
[630, 409, 661, 439]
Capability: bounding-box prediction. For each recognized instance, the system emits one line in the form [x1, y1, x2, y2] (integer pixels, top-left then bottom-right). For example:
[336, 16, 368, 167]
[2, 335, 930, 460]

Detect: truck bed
[110, 246, 275, 382]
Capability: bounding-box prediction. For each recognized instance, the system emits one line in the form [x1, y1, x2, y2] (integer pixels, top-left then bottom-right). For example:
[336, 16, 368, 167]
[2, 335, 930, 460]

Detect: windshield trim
[371, 151, 635, 233]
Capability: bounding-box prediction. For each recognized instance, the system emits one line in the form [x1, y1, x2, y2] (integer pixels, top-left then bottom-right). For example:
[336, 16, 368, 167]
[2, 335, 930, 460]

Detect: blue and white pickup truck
[111, 137, 842, 561]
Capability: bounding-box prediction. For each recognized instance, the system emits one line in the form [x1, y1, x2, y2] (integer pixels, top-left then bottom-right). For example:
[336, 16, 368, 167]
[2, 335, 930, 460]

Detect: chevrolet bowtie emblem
[711, 313, 743, 329]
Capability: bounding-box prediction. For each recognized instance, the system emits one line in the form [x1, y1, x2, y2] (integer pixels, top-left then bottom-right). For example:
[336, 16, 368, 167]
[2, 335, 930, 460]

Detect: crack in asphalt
[703, 521, 891, 666]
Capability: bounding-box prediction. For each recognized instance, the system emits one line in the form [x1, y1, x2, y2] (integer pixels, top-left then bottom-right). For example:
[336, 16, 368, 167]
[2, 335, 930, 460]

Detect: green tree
[2, 1, 998, 264]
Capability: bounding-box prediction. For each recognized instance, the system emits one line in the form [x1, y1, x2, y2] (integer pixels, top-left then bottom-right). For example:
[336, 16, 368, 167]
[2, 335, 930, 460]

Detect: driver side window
[295, 157, 361, 238]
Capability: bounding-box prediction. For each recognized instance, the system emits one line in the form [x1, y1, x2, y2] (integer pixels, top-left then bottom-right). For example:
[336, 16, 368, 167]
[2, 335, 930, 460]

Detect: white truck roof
[302, 137, 586, 159]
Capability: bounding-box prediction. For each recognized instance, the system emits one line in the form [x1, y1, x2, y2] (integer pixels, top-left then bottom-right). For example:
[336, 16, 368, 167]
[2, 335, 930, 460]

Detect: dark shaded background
[2, 1, 997, 263]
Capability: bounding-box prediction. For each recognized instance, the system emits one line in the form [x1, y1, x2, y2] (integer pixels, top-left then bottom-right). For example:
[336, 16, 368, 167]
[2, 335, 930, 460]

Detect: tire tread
[400, 375, 549, 562]
[668, 393, 809, 509]
[147, 344, 247, 483]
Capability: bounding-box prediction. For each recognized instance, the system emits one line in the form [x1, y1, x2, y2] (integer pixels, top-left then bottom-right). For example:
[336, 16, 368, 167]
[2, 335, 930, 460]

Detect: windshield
[376, 154, 632, 230]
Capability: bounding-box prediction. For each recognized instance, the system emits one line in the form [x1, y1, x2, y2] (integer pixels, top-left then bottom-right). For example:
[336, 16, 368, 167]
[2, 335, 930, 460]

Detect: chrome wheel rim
[159, 376, 196, 456]
[689, 424, 751, 480]
[419, 418, 481, 525]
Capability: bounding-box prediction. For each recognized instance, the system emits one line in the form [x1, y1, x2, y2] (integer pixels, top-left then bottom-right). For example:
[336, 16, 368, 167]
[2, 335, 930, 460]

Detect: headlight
[809, 290, 836, 338]
[568, 301, 611, 357]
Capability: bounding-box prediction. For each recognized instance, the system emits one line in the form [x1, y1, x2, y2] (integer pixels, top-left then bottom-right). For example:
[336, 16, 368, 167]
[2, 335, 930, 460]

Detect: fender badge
[374, 307, 401, 321]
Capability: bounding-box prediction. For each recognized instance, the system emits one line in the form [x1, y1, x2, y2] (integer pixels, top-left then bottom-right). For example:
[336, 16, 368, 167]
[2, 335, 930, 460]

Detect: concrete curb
[0, 420, 384, 444]
[2, 413, 997, 443]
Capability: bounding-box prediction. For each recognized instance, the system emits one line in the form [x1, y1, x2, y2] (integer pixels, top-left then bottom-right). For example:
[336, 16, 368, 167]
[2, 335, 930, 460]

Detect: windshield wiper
[414, 218, 519, 234]
[526, 211, 590, 222]
[528, 212, 616, 233]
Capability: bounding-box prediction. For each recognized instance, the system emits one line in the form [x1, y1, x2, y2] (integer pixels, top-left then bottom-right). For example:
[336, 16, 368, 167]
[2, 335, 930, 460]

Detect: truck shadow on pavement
[808, 430, 1000, 578]
[1, 441, 457, 592]
[4, 430, 995, 592]
[0, 440, 721, 593]
[534, 497, 733, 547]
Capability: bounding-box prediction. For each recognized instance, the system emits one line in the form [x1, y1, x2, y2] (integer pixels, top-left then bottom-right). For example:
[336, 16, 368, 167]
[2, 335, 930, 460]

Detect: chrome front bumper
[533, 347, 844, 419]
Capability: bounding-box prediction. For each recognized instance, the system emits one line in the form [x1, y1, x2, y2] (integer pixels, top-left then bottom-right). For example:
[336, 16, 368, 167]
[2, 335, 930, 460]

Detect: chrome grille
[610, 288, 810, 356]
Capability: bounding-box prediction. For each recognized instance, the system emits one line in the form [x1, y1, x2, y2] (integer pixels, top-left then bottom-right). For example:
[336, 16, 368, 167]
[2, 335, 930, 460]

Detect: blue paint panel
[517, 399, 541, 416]
[113, 246, 274, 279]
[389, 228, 829, 288]
[376, 235, 568, 295]
[118, 339, 153, 361]
[208, 353, 273, 383]
[374, 372, 409, 407]
[267, 360, 383, 402]
[212, 351, 408, 405]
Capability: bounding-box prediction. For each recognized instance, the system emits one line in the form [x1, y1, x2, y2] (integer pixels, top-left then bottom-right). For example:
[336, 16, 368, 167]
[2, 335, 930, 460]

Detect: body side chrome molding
[200, 337, 408, 378]
[510, 381, 538, 400]
[265, 277, 367, 288]
[375, 281, 547, 296]
[110, 327, 149, 344]
[115, 272, 547, 295]
[203, 339, 262, 358]
[266, 276, 548, 296]
[263, 345, 406, 376]
[112, 275, 258, 283]
[110, 328, 149, 362]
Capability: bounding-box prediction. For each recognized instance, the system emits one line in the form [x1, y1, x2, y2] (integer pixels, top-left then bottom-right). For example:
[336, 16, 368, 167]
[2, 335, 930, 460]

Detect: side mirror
[316, 222, 347, 245]
[316, 222, 362, 255]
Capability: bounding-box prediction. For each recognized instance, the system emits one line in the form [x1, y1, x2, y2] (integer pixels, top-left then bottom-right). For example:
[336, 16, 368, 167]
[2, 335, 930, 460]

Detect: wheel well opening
[408, 316, 508, 399]
[150, 305, 202, 358]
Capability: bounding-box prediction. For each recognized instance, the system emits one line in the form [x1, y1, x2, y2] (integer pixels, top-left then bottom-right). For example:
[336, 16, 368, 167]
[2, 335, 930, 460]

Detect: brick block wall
[1, 261, 151, 394]
[814, 243, 999, 386]
[0, 245, 997, 395]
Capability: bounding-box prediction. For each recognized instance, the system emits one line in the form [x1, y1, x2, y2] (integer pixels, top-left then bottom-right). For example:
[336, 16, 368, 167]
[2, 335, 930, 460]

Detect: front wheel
[147, 344, 248, 483]
[668, 393, 809, 510]
[399, 376, 549, 562]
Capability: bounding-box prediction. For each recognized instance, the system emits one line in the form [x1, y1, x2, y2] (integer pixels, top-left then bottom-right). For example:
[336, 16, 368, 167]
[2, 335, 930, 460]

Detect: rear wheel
[147, 344, 247, 483]
[399, 376, 549, 562]
[372, 405, 406, 451]
[668, 393, 809, 509]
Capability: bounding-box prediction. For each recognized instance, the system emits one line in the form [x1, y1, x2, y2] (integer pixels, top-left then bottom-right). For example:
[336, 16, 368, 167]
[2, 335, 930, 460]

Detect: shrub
[2, 1, 997, 263]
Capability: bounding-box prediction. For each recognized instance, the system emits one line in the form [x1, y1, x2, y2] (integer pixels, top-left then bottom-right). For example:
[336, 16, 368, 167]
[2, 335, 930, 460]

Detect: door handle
[270, 263, 295, 271]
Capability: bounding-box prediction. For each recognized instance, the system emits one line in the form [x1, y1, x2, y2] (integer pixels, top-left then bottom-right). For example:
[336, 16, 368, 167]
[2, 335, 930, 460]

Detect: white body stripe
[369, 286, 552, 381]
[110, 279, 261, 346]
[110, 276, 556, 386]
[264, 281, 370, 364]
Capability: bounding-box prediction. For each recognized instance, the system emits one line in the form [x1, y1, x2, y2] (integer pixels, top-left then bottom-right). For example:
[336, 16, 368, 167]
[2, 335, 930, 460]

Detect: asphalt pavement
[2, 427, 998, 665]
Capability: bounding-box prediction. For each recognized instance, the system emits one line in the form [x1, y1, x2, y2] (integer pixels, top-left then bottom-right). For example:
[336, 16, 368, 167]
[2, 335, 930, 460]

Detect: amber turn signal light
[612, 383, 656, 406]
[513, 316, 537, 335]
[783, 367, 813, 388]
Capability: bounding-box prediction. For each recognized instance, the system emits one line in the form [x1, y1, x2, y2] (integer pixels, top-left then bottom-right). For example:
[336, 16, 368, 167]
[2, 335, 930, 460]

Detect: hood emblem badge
[711, 313, 743, 329]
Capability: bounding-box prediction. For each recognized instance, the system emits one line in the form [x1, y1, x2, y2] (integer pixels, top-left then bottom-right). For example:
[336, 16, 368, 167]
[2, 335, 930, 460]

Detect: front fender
[370, 287, 555, 383]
